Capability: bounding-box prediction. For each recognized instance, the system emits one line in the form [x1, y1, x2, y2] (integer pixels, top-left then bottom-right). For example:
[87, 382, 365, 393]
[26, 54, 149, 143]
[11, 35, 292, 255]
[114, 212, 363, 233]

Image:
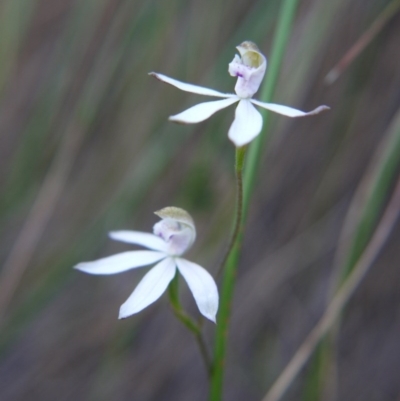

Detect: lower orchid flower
[74, 207, 219, 323]
[150, 41, 329, 147]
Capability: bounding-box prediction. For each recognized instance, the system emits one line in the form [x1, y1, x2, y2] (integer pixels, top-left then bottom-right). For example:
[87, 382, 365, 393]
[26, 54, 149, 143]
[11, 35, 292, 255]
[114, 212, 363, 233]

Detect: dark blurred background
[1, 0, 400, 400]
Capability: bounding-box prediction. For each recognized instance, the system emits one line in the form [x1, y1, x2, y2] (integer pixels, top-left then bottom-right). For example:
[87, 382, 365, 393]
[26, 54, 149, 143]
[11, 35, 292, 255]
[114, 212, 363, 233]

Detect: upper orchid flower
[150, 41, 329, 147]
[74, 207, 218, 323]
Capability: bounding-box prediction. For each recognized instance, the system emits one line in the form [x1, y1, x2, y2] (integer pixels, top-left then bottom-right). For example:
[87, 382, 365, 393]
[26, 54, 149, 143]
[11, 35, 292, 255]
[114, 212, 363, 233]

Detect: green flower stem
[210, 146, 246, 400]
[209, 2, 299, 400]
[168, 273, 211, 375]
[217, 146, 247, 277]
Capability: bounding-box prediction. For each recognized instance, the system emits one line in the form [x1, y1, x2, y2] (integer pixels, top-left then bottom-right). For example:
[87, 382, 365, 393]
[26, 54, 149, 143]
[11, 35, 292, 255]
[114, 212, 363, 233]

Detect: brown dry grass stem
[325, 0, 400, 84]
[261, 175, 400, 401]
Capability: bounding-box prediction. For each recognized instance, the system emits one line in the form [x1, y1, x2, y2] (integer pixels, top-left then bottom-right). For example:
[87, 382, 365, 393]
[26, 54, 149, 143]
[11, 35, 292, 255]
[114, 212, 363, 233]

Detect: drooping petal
[109, 231, 168, 252]
[176, 258, 218, 323]
[228, 99, 263, 147]
[169, 97, 238, 124]
[251, 99, 330, 117]
[74, 251, 166, 275]
[119, 257, 176, 319]
[149, 72, 233, 98]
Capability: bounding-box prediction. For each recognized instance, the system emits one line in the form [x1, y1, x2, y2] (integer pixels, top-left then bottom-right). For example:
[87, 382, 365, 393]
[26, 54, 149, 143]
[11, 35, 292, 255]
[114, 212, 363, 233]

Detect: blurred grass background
[1, 0, 400, 400]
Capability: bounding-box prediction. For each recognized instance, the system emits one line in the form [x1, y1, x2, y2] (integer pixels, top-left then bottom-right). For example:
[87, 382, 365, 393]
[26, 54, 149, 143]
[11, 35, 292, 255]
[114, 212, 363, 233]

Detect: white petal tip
[118, 299, 141, 320]
[73, 263, 89, 272]
[301, 105, 330, 117]
[168, 116, 188, 124]
[118, 307, 130, 320]
[73, 263, 101, 274]
[208, 315, 217, 324]
[201, 310, 217, 323]
[313, 105, 330, 113]
[149, 72, 167, 83]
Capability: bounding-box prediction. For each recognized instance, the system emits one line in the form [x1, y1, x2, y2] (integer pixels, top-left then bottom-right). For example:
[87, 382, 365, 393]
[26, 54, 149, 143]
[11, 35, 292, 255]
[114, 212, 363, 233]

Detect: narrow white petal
[251, 99, 330, 117]
[169, 97, 238, 124]
[119, 257, 176, 318]
[176, 258, 218, 323]
[109, 231, 168, 252]
[149, 72, 233, 98]
[74, 251, 166, 275]
[228, 99, 263, 147]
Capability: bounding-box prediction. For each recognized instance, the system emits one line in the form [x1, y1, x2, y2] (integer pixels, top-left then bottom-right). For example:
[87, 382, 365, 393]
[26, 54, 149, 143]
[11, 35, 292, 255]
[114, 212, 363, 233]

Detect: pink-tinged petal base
[228, 99, 263, 147]
[251, 99, 330, 117]
[119, 257, 176, 319]
[176, 258, 218, 323]
[169, 97, 238, 124]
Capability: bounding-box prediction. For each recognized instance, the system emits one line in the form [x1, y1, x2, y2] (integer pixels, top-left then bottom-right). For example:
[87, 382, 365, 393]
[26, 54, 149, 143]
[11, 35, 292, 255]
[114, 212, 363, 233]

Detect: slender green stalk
[210, 147, 246, 400]
[168, 273, 211, 374]
[209, 2, 299, 400]
[217, 146, 247, 277]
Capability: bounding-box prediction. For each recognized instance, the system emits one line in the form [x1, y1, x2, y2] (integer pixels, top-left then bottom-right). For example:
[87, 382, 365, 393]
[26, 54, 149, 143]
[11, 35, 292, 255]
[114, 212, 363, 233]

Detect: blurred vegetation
[1, 0, 400, 400]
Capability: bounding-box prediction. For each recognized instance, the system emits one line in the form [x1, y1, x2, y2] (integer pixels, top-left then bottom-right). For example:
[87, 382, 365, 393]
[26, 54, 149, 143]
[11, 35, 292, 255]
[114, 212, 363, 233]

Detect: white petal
[74, 251, 166, 275]
[169, 97, 238, 124]
[176, 258, 219, 323]
[228, 99, 263, 147]
[149, 72, 233, 98]
[251, 99, 330, 117]
[109, 231, 168, 252]
[119, 257, 176, 318]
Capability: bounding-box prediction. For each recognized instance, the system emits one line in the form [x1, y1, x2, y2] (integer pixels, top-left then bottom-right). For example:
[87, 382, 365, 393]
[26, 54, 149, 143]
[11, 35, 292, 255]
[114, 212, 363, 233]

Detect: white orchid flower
[74, 207, 218, 323]
[150, 41, 329, 147]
